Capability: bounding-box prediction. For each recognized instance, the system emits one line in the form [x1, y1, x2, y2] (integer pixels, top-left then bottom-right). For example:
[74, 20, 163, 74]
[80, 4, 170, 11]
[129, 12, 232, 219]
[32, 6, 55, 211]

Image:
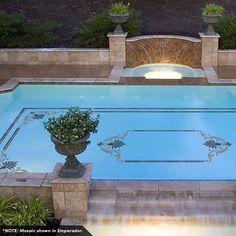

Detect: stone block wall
[0, 49, 109, 65]
[126, 35, 202, 68]
[218, 50, 236, 66]
[0, 172, 53, 209]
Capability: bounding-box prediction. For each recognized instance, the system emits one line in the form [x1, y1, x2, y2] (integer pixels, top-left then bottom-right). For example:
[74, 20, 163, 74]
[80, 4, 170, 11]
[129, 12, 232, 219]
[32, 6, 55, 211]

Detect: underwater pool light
[144, 70, 183, 79]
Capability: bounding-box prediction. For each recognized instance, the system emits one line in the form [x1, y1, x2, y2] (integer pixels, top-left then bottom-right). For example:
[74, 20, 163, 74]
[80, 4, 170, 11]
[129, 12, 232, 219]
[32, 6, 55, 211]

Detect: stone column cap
[199, 32, 220, 38]
[107, 32, 128, 38]
[50, 163, 93, 184]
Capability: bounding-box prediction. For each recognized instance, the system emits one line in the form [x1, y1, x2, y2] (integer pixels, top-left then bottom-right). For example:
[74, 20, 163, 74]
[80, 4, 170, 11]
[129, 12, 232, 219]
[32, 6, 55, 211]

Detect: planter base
[59, 161, 85, 178]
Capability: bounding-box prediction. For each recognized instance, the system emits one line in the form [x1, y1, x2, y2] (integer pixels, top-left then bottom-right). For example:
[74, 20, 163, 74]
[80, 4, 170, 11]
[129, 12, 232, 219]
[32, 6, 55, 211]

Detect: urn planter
[51, 133, 90, 178]
[109, 13, 129, 34]
[202, 14, 220, 35]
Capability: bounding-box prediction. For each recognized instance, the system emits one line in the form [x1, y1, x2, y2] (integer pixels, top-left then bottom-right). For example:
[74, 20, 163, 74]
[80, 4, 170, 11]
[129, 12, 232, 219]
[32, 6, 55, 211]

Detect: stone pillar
[50, 163, 92, 219]
[108, 32, 127, 66]
[200, 33, 220, 67]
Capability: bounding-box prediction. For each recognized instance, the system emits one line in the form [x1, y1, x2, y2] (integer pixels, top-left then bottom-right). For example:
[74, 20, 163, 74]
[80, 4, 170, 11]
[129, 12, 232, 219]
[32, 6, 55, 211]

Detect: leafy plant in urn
[202, 3, 224, 35]
[44, 107, 99, 178]
[108, 2, 130, 33]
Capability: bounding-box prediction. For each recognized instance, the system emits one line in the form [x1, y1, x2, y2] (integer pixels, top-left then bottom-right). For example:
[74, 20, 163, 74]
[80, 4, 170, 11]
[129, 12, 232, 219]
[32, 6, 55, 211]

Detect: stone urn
[51, 133, 90, 178]
[202, 14, 220, 35]
[109, 13, 129, 34]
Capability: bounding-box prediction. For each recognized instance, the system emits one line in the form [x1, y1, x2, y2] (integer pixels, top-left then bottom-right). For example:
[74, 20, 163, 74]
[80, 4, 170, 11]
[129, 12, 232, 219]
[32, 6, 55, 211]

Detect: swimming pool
[122, 64, 206, 79]
[0, 85, 236, 180]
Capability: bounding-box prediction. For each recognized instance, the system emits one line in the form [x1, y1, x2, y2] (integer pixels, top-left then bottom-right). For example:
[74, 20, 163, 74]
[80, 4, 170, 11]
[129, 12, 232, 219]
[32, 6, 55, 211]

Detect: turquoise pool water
[0, 85, 236, 180]
[122, 64, 206, 78]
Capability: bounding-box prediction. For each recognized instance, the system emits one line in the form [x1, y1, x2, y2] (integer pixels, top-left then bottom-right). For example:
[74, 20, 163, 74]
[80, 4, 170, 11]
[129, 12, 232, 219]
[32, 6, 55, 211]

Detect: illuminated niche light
[144, 71, 183, 79]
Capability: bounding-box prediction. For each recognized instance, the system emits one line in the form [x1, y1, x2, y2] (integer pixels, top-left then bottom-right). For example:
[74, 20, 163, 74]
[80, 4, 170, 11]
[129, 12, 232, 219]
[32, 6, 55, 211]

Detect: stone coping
[0, 48, 109, 52]
[107, 32, 128, 38]
[219, 49, 236, 53]
[126, 35, 201, 43]
[90, 179, 236, 192]
[0, 77, 120, 93]
[1, 170, 236, 191]
[199, 33, 220, 38]
[1, 75, 236, 95]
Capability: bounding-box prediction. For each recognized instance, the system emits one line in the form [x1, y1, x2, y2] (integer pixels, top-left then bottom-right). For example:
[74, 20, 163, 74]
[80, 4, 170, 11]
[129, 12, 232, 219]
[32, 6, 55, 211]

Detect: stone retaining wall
[218, 50, 236, 66]
[0, 49, 109, 65]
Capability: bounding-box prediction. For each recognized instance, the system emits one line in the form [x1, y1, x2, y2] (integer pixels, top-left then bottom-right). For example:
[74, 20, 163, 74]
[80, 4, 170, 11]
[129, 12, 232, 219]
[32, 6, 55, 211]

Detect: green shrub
[202, 3, 224, 16]
[0, 195, 16, 225]
[0, 195, 53, 226]
[0, 11, 57, 48]
[109, 2, 130, 15]
[74, 9, 141, 48]
[44, 107, 99, 145]
[215, 14, 236, 49]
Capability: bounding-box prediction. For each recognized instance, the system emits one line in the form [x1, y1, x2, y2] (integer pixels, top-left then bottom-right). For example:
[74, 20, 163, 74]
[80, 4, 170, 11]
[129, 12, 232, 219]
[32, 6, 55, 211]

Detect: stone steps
[87, 180, 236, 222]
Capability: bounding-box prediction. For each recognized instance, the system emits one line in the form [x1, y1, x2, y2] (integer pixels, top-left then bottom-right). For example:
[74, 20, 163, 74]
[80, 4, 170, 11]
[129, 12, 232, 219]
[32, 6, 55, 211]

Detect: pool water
[122, 64, 206, 78]
[0, 85, 236, 180]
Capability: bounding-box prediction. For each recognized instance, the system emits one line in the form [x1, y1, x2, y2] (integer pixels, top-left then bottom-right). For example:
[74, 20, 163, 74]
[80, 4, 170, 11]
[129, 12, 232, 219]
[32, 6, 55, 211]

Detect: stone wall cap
[50, 163, 93, 184]
[219, 49, 236, 53]
[107, 32, 128, 37]
[126, 35, 201, 43]
[199, 32, 220, 38]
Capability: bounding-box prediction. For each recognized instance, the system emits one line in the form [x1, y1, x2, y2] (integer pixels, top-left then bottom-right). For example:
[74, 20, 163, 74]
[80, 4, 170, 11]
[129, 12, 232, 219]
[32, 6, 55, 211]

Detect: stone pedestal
[200, 33, 220, 67]
[108, 32, 127, 66]
[50, 163, 92, 220]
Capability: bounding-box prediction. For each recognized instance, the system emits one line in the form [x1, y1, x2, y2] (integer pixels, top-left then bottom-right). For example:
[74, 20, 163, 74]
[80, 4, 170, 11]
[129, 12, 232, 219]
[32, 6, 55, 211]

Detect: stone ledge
[127, 35, 201, 43]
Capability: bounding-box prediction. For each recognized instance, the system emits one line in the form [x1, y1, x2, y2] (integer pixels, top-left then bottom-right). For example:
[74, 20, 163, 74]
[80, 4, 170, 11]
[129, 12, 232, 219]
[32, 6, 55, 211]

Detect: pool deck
[0, 65, 236, 92]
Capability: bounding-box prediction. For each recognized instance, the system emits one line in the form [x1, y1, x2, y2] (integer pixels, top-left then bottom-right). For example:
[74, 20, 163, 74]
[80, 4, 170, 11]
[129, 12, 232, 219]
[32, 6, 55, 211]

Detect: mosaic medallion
[98, 130, 232, 163]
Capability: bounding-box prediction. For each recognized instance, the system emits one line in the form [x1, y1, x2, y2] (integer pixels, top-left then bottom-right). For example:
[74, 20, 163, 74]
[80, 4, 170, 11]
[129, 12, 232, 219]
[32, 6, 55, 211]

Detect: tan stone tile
[54, 210, 65, 218]
[50, 177, 87, 185]
[158, 181, 200, 192]
[91, 180, 118, 191]
[0, 52, 8, 62]
[6, 172, 47, 179]
[89, 191, 117, 203]
[58, 52, 69, 64]
[52, 184, 64, 192]
[200, 181, 236, 191]
[60, 218, 82, 226]
[99, 51, 109, 62]
[64, 192, 87, 210]
[53, 192, 65, 211]
[63, 183, 86, 192]
[7, 52, 19, 63]
[1, 177, 44, 187]
[65, 210, 87, 219]
[0, 186, 14, 195]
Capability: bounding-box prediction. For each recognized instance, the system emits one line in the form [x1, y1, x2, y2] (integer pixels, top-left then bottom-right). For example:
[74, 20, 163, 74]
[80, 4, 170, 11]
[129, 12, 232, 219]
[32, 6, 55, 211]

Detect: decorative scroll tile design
[98, 131, 129, 161]
[0, 110, 61, 172]
[98, 130, 231, 163]
[199, 131, 232, 161]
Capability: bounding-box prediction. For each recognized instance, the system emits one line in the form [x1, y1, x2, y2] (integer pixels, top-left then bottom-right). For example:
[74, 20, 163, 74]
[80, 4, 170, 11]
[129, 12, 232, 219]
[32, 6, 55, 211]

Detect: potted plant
[108, 2, 130, 34]
[202, 3, 224, 35]
[44, 107, 99, 178]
